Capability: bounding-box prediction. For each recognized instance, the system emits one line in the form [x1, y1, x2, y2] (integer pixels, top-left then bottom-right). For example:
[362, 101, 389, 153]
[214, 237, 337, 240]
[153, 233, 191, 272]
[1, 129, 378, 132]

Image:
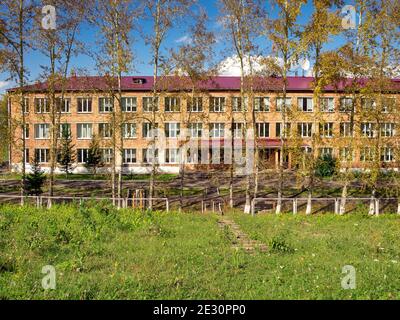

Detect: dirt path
[218, 217, 268, 253]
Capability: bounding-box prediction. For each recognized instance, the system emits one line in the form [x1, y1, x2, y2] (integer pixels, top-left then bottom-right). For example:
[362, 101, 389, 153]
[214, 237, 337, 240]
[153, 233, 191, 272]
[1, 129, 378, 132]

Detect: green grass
[1, 203, 400, 299]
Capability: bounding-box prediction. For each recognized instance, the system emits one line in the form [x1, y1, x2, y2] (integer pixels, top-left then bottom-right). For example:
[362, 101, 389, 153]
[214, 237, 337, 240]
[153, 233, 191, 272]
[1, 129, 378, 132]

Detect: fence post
[375, 199, 380, 216]
[334, 199, 339, 214]
[166, 199, 169, 212]
[201, 200, 204, 214]
[293, 199, 297, 215]
[36, 196, 40, 208]
[212, 201, 215, 212]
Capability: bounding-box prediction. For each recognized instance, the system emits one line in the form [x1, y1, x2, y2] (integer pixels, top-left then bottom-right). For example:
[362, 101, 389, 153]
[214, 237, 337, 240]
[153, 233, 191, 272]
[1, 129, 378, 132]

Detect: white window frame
[361, 123, 374, 138]
[298, 97, 313, 112]
[121, 97, 137, 112]
[34, 98, 49, 113]
[187, 97, 203, 112]
[340, 97, 354, 113]
[320, 122, 334, 138]
[232, 97, 248, 112]
[77, 148, 89, 163]
[165, 97, 180, 112]
[165, 122, 180, 138]
[189, 123, 203, 138]
[298, 123, 312, 138]
[254, 97, 270, 112]
[122, 123, 137, 139]
[380, 123, 395, 137]
[143, 97, 158, 112]
[77, 98, 92, 113]
[165, 148, 180, 164]
[99, 123, 112, 138]
[276, 97, 292, 112]
[320, 97, 334, 113]
[34, 148, 49, 163]
[99, 97, 114, 113]
[101, 148, 113, 164]
[256, 123, 270, 138]
[123, 149, 137, 164]
[59, 123, 71, 138]
[340, 122, 353, 137]
[34, 123, 50, 139]
[77, 123, 93, 140]
[210, 123, 225, 138]
[210, 97, 225, 112]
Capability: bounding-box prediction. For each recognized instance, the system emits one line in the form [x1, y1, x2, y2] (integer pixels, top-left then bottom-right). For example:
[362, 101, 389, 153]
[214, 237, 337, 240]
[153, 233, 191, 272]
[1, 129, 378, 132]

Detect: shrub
[315, 154, 337, 178]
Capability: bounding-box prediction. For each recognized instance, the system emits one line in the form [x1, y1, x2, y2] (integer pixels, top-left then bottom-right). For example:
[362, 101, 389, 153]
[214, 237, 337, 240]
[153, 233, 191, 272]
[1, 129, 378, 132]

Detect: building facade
[7, 76, 400, 173]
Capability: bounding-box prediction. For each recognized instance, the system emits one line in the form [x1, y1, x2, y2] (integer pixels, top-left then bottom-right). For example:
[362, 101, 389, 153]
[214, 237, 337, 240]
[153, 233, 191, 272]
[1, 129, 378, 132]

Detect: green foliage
[58, 127, 75, 176]
[315, 154, 337, 178]
[25, 160, 46, 195]
[85, 135, 103, 176]
[269, 236, 295, 254]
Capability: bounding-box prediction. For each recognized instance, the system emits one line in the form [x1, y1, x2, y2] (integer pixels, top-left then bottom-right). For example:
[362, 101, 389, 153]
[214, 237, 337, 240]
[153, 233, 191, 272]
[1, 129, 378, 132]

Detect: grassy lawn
[1, 203, 400, 299]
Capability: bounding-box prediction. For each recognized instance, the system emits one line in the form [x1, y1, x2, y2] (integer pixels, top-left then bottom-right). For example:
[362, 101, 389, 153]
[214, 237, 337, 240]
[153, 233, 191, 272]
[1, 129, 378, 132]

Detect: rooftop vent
[132, 78, 146, 84]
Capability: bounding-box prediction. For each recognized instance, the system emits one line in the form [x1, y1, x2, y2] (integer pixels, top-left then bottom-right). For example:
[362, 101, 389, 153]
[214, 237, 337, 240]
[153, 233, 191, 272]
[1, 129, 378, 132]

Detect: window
[23, 124, 29, 139]
[77, 123, 93, 139]
[381, 147, 394, 162]
[165, 123, 180, 138]
[122, 123, 137, 139]
[34, 148, 49, 163]
[23, 98, 29, 113]
[99, 97, 113, 113]
[59, 123, 71, 138]
[340, 97, 353, 112]
[77, 149, 89, 163]
[382, 97, 396, 113]
[233, 123, 243, 138]
[123, 149, 137, 164]
[381, 123, 395, 137]
[360, 147, 374, 162]
[297, 123, 312, 137]
[188, 123, 203, 138]
[56, 98, 71, 113]
[361, 98, 376, 111]
[166, 148, 180, 164]
[99, 123, 112, 138]
[320, 97, 334, 112]
[276, 123, 291, 138]
[142, 122, 158, 138]
[143, 97, 158, 112]
[320, 123, 334, 138]
[121, 97, 137, 112]
[232, 97, 248, 112]
[361, 123, 374, 137]
[24, 149, 30, 163]
[339, 147, 354, 162]
[143, 148, 159, 164]
[34, 98, 49, 113]
[101, 148, 113, 164]
[254, 97, 270, 112]
[187, 148, 202, 164]
[340, 122, 353, 137]
[187, 97, 203, 112]
[210, 123, 225, 138]
[319, 147, 333, 157]
[256, 123, 270, 138]
[77, 98, 92, 113]
[276, 97, 292, 112]
[34, 124, 50, 139]
[210, 97, 225, 112]
[165, 97, 180, 112]
[298, 97, 313, 112]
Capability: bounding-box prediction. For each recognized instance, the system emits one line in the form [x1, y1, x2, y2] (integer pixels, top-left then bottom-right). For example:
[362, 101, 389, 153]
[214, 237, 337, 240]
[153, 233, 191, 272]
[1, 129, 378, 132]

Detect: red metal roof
[7, 76, 400, 93]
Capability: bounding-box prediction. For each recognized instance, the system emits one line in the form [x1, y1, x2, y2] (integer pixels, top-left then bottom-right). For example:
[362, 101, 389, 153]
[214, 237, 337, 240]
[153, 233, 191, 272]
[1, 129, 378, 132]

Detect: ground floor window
[77, 149, 89, 163]
[34, 148, 49, 163]
[123, 149, 137, 164]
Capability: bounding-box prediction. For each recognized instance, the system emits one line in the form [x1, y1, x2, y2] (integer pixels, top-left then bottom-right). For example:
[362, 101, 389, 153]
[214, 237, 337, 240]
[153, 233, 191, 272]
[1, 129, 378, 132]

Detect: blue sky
[0, 0, 352, 93]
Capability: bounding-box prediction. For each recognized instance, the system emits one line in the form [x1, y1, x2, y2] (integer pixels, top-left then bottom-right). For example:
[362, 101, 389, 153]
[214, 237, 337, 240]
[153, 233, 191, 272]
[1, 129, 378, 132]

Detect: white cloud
[0, 81, 9, 89]
[175, 35, 192, 44]
[217, 55, 283, 76]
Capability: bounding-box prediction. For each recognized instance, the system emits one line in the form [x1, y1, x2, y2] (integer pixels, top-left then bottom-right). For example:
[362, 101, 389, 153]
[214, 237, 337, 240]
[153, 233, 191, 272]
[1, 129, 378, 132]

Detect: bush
[315, 154, 337, 178]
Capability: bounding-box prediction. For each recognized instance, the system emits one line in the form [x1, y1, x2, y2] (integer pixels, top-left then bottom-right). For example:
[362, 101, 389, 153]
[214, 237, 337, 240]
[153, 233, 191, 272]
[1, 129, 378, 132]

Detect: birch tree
[0, 0, 36, 199]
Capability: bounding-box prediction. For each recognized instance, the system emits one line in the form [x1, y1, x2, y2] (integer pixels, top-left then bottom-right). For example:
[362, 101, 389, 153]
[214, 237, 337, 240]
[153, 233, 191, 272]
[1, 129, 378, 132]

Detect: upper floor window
[165, 97, 180, 112]
[381, 123, 395, 137]
[23, 97, 29, 113]
[276, 122, 291, 138]
[297, 122, 312, 138]
[77, 123, 93, 139]
[340, 122, 354, 137]
[254, 97, 270, 112]
[339, 147, 354, 162]
[122, 123, 137, 139]
[256, 123, 270, 138]
[276, 97, 292, 112]
[188, 123, 203, 138]
[142, 122, 158, 138]
[98, 123, 112, 138]
[361, 98, 376, 111]
[56, 98, 71, 113]
[99, 97, 114, 113]
[59, 123, 71, 138]
[187, 97, 203, 112]
[320, 97, 334, 112]
[210, 123, 225, 138]
[121, 97, 137, 112]
[143, 148, 159, 164]
[34, 123, 50, 139]
[340, 97, 353, 113]
[210, 97, 225, 112]
[34, 98, 49, 113]
[382, 97, 396, 113]
[23, 124, 29, 139]
[320, 122, 334, 138]
[298, 97, 313, 112]
[361, 123, 375, 138]
[165, 122, 180, 138]
[77, 98, 92, 113]
[143, 97, 159, 112]
[232, 97, 248, 112]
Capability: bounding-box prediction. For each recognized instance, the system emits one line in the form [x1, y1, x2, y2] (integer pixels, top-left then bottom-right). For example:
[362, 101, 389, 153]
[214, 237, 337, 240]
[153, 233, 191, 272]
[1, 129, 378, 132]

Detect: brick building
[6, 76, 400, 173]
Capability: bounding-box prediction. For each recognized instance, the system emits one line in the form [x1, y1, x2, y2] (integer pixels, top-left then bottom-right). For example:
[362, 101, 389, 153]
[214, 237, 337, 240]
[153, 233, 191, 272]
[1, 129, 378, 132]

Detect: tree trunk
[369, 189, 376, 215]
